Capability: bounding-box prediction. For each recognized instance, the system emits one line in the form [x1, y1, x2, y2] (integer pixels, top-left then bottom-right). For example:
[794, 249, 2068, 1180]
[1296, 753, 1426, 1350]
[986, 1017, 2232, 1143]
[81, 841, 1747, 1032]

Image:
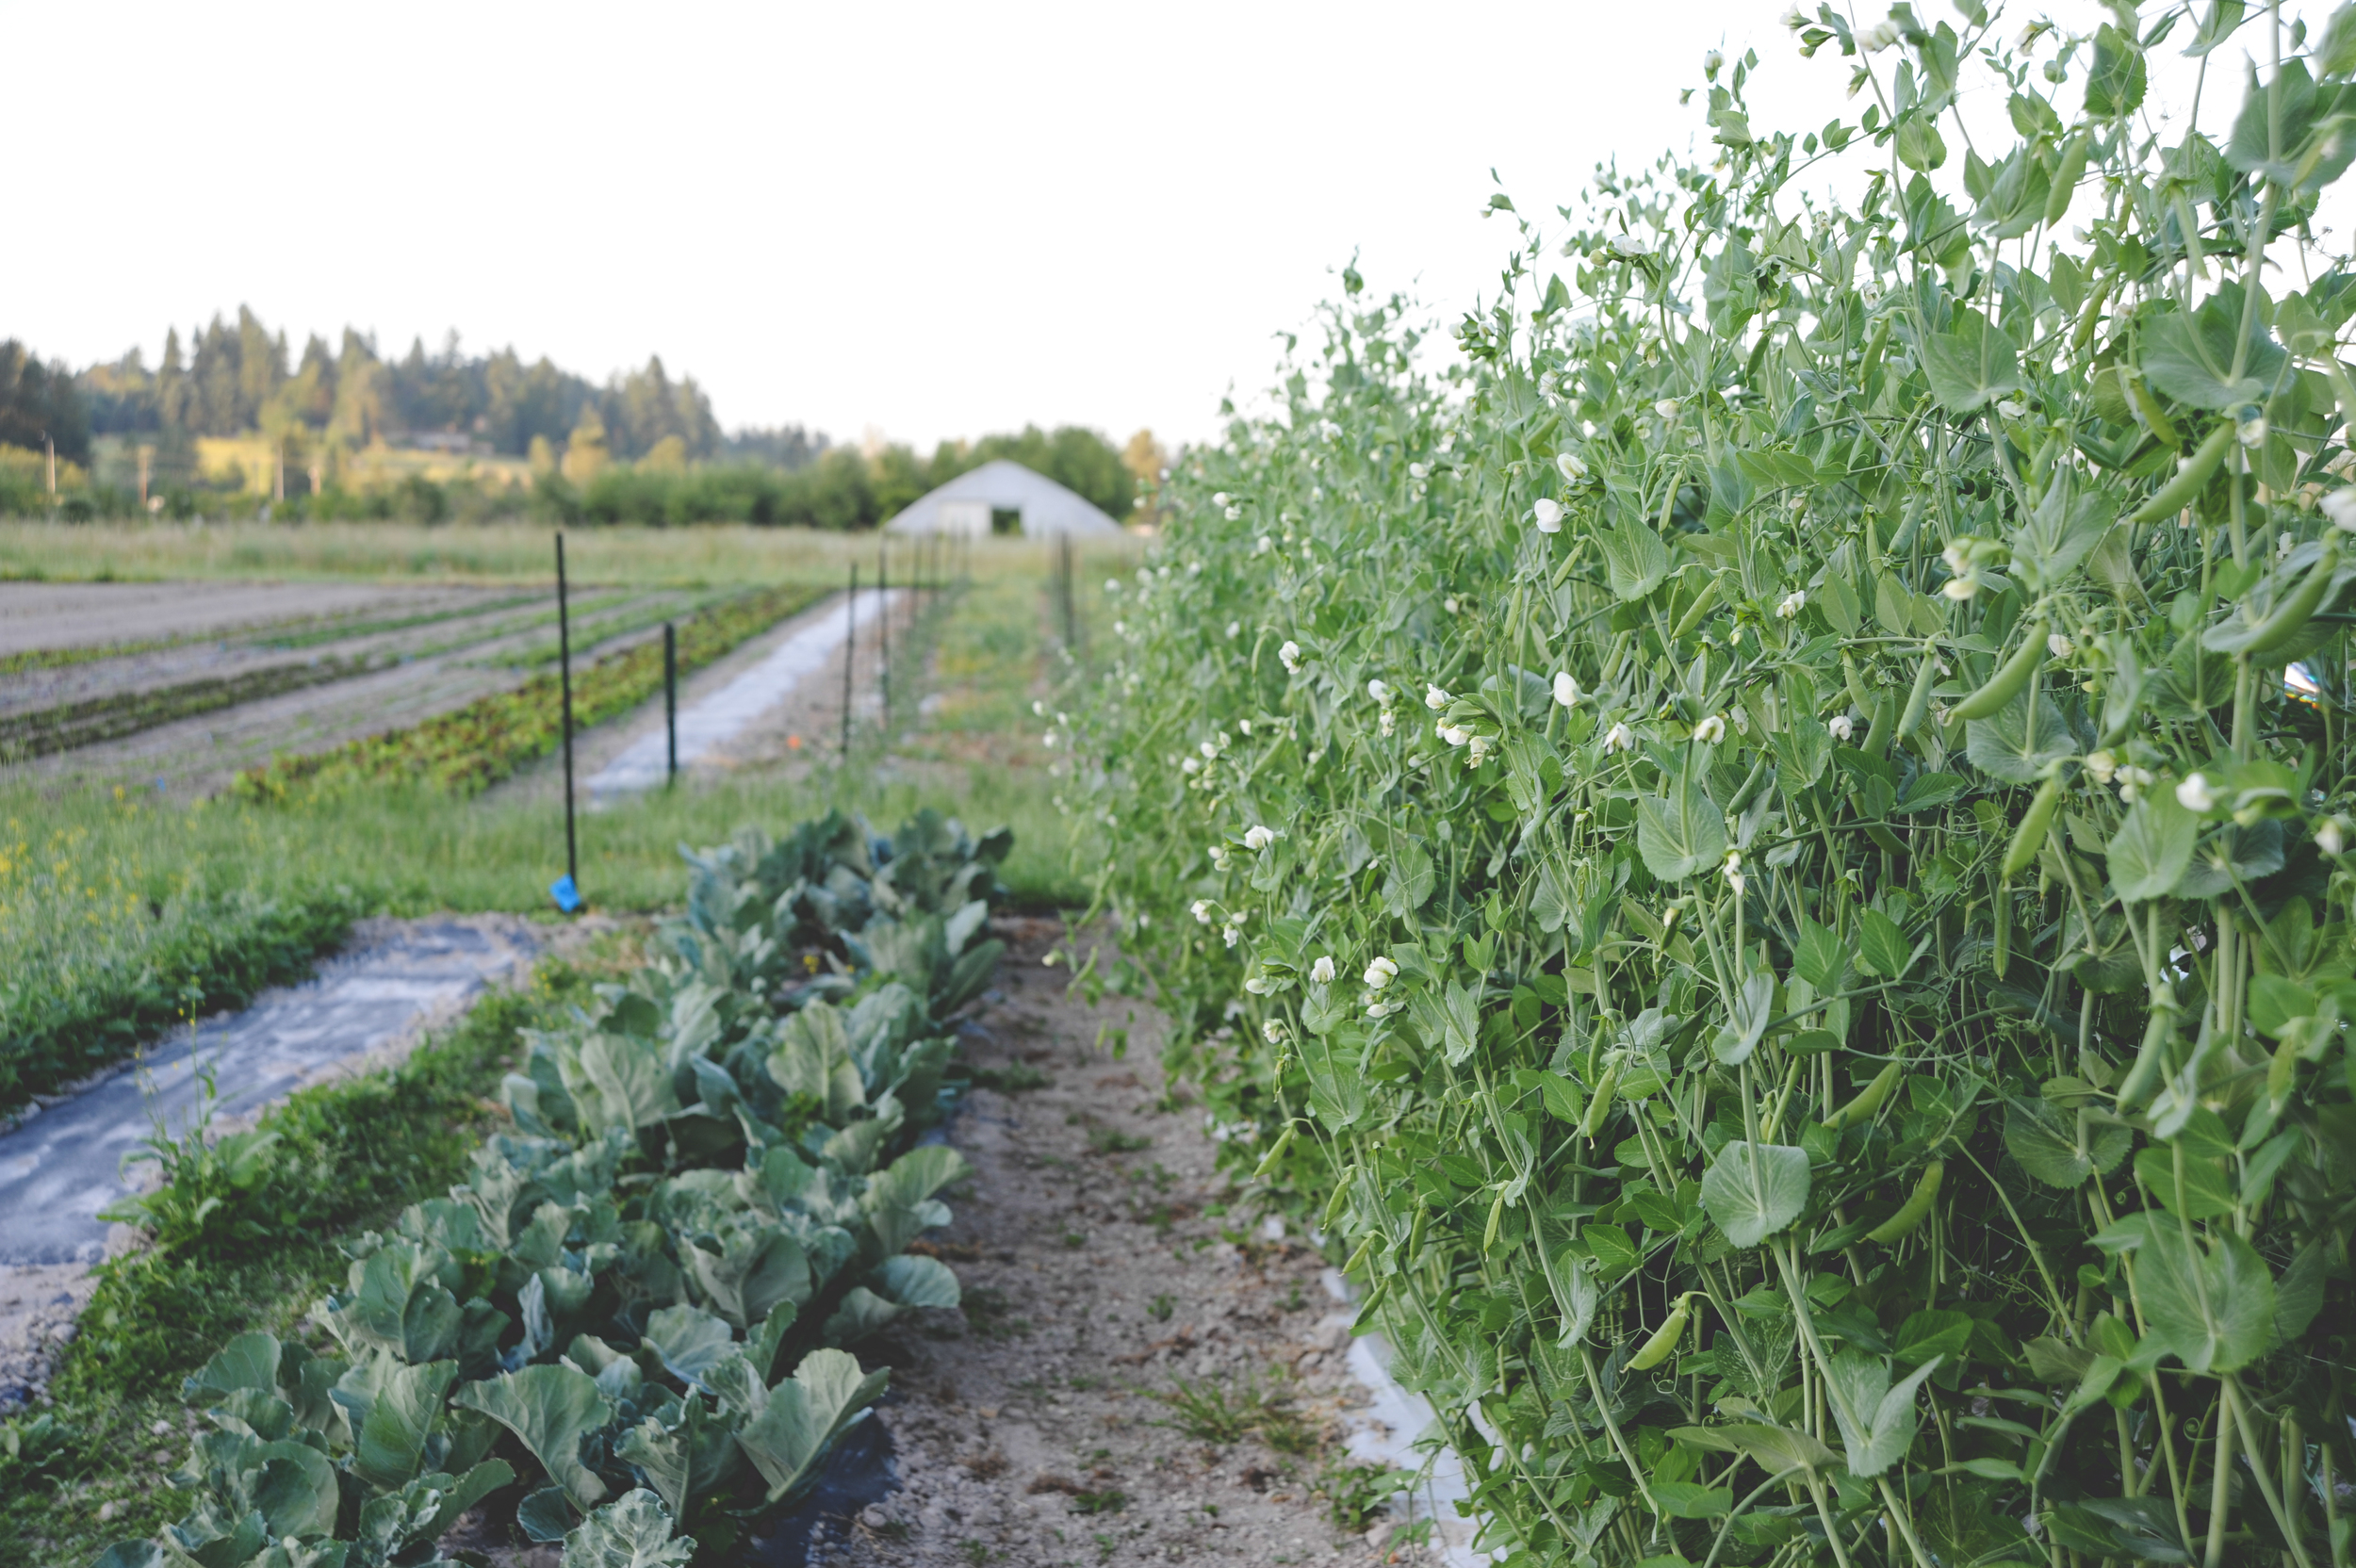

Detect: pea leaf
[1824, 1351, 1942, 1477]
[1922, 306, 2024, 413]
[2106, 792, 2199, 901]
[1700, 1141, 1811, 1249]
[1637, 781, 1727, 882]
[1965, 693, 2078, 784]
[1599, 519, 1673, 601]
[1854, 908, 1916, 980]
[2140, 308, 2274, 412]
[2003, 1097, 2132, 1187]
[2136, 1224, 2276, 1373]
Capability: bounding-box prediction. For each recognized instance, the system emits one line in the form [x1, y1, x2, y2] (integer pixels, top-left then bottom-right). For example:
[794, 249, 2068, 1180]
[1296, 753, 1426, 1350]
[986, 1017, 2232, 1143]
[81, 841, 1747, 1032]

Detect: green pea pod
[1841, 653, 1876, 715]
[2126, 420, 2234, 526]
[1580, 1062, 1621, 1141]
[1993, 885, 2013, 979]
[1627, 1292, 1697, 1371]
[1671, 576, 1722, 643]
[2123, 371, 2180, 449]
[1407, 1204, 1429, 1256]
[2114, 995, 2176, 1110]
[1949, 620, 2049, 722]
[1252, 1119, 1299, 1179]
[1482, 1186, 1509, 1251]
[2003, 777, 2065, 879]
[1826, 1060, 1903, 1131]
[1861, 688, 1896, 758]
[1343, 1233, 1376, 1277]
[1897, 646, 1940, 739]
[2242, 540, 2343, 660]
[1865, 1161, 1944, 1243]
[1322, 1171, 1354, 1232]
[2044, 132, 2090, 226]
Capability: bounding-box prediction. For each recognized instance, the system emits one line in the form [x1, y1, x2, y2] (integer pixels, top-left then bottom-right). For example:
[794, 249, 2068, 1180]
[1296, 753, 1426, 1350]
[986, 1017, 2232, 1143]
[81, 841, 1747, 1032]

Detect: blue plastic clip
[549, 874, 582, 913]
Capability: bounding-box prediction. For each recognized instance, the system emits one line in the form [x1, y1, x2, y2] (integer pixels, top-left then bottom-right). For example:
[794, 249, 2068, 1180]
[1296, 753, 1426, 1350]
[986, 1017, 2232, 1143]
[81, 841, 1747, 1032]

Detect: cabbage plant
[1068, 7, 2356, 1563]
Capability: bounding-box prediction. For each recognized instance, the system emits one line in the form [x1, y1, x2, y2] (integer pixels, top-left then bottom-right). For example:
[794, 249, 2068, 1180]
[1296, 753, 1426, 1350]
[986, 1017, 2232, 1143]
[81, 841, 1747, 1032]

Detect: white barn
[882, 459, 1124, 538]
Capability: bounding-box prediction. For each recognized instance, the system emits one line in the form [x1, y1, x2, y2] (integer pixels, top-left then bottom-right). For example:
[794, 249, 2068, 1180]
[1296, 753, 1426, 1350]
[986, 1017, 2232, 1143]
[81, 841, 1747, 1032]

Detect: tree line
[0, 310, 1155, 527]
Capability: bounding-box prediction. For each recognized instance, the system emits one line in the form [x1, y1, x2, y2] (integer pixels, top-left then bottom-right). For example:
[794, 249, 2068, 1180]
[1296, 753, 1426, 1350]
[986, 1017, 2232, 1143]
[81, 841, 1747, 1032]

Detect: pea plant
[1069, 6, 2356, 1563]
[90, 810, 1011, 1568]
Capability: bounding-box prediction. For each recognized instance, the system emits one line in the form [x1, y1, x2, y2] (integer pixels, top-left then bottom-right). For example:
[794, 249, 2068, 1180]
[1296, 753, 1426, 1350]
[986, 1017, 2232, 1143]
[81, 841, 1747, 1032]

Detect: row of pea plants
[1063, 8, 2355, 1566]
[232, 582, 825, 801]
[93, 808, 1014, 1568]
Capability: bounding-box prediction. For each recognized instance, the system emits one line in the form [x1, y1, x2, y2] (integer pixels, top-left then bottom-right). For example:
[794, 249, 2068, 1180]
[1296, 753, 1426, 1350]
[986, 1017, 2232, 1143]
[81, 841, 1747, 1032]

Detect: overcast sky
[4, 2, 2331, 452]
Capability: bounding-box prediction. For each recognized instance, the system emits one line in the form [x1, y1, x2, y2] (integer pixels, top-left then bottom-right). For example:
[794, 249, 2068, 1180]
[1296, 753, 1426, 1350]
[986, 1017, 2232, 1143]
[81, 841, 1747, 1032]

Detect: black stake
[878, 540, 890, 730]
[842, 563, 858, 761]
[556, 531, 578, 900]
[663, 621, 678, 785]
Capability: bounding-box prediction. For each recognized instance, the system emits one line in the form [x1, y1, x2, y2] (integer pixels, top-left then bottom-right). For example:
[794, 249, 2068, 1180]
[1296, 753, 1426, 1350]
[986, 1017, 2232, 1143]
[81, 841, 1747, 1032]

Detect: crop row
[91, 807, 1014, 1567]
[1, 656, 380, 763]
[233, 584, 824, 800]
[1070, 12, 2356, 1567]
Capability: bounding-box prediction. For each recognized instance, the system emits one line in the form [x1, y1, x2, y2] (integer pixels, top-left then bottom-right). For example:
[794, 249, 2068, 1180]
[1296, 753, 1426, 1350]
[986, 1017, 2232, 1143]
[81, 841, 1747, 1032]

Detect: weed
[1153, 1369, 1310, 1453]
[1314, 1458, 1412, 1533]
[963, 1288, 1031, 1341]
[967, 1060, 1051, 1092]
[1072, 1491, 1128, 1516]
[1148, 1292, 1176, 1322]
[1088, 1126, 1151, 1154]
[1062, 1230, 1087, 1249]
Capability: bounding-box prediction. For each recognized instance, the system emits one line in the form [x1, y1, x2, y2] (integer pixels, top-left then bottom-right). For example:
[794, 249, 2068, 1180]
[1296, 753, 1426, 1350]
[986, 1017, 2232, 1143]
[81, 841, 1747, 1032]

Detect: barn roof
[881, 459, 1123, 536]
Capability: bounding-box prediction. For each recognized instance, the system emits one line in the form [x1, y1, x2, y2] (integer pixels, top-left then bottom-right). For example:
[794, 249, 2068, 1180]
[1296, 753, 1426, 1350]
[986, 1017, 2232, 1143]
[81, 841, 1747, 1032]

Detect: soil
[0, 581, 459, 657]
[771, 917, 1420, 1568]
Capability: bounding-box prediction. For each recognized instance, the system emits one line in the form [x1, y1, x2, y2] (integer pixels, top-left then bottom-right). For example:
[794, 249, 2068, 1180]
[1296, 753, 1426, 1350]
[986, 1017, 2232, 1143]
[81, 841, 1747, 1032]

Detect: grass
[1153, 1368, 1313, 1453]
[0, 519, 1125, 590]
[0, 956, 608, 1568]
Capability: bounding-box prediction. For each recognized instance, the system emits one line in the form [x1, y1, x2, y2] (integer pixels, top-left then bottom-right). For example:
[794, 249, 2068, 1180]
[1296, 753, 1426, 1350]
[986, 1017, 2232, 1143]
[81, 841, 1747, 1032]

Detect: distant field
[0, 519, 1075, 588]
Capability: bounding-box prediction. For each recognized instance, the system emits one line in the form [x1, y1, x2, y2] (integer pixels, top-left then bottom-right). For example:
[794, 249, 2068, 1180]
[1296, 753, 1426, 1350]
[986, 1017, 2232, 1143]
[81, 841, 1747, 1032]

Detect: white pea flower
[1113, 620, 1127, 636]
[2086, 749, 2119, 786]
[1694, 713, 1726, 743]
[1776, 589, 1806, 619]
[1553, 671, 1582, 708]
[1829, 714, 1856, 742]
[1602, 721, 1636, 753]
[1703, 49, 1723, 76]
[1262, 1020, 1287, 1044]
[1182, 757, 1202, 775]
[1994, 398, 2029, 420]
[1426, 683, 1451, 710]
[1444, 596, 1461, 613]
[1224, 925, 1240, 948]
[1212, 492, 1230, 506]
[1409, 462, 1430, 481]
[1781, 3, 1806, 26]
[2317, 818, 2348, 856]
[1466, 734, 1491, 764]
[1533, 498, 1565, 532]
[1200, 741, 1219, 760]
[1722, 850, 1744, 895]
[1032, 699, 1046, 716]
[1209, 843, 1230, 867]
[1439, 723, 1471, 747]
[2176, 774, 2217, 812]
[1610, 233, 1650, 258]
[1244, 975, 1272, 995]
[2118, 764, 2156, 804]
[1364, 956, 1399, 989]
[1654, 399, 1681, 420]
[2048, 632, 2075, 661]
[1192, 899, 1213, 923]
[1227, 908, 1248, 925]
[1556, 451, 1588, 482]
[1043, 731, 1058, 748]
[2323, 488, 2356, 532]
[1104, 579, 1121, 596]
[1379, 708, 1395, 736]
[1941, 571, 1980, 601]
[1862, 19, 1901, 51]
[1225, 621, 1242, 639]
[1368, 678, 1395, 706]
[2238, 416, 2268, 449]
[1311, 956, 1336, 984]
[2279, 531, 2298, 560]
[1252, 534, 1270, 553]
[1244, 825, 1276, 850]
[1319, 420, 1341, 440]
[1280, 640, 1302, 673]
[1941, 541, 1970, 575]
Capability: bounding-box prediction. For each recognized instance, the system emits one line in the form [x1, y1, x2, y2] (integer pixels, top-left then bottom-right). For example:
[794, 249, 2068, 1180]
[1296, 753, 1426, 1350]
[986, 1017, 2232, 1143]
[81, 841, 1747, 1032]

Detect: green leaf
[686, 1230, 810, 1331]
[2137, 1223, 2277, 1373]
[1854, 909, 1916, 981]
[2009, 481, 2116, 592]
[1895, 114, 1948, 172]
[184, 1331, 282, 1405]
[877, 1254, 962, 1308]
[860, 1145, 971, 1256]
[1651, 1480, 1733, 1518]
[1584, 1222, 1639, 1279]
[2141, 308, 2277, 412]
[1775, 715, 1833, 787]
[2133, 1146, 2235, 1218]
[252, 1440, 341, 1540]
[1710, 972, 1777, 1066]
[1964, 693, 2078, 784]
[641, 1305, 740, 1390]
[579, 1031, 684, 1132]
[1791, 918, 1852, 994]
[563, 1489, 695, 1568]
[2107, 792, 2199, 901]
[354, 1359, 457, 1491]
[1700, 1142, 1811, 1249]
[1599, 519, 1672, 601]
[1824, 1351, 1942, 1477]
[454, 1364, 616, 1510]
[733, 1348, 891, 1506]
[2004, 1097, 2132, 1187]
[1382, 841, 1436, 917]
[1637, 781, 1727, 882]
[2086, 22, 2148, 116]
[1922, 306, 2024, 413]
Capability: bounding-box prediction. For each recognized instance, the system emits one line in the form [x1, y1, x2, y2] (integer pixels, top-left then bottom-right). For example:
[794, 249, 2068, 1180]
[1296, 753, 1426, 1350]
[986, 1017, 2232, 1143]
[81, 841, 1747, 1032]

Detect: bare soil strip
[782, 920, 1416, 1568]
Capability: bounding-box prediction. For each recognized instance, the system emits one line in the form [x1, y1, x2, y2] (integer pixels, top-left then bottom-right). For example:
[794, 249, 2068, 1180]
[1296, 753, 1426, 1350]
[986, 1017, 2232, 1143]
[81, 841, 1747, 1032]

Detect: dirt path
[806, 919, 1422, 1568]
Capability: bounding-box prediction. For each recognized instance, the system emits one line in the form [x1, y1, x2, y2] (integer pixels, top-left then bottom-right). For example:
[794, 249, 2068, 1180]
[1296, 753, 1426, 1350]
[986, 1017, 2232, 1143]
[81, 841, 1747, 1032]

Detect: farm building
[882, 458, 1122, 538]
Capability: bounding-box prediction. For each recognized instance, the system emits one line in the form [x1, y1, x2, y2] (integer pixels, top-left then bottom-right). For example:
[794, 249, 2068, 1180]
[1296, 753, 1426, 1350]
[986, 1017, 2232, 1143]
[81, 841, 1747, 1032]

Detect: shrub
[1071, 10, 2356, 1564]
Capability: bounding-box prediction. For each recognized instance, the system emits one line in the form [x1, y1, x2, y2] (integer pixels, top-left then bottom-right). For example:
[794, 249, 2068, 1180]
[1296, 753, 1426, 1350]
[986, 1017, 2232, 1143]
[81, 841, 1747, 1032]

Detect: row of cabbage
[1066, 8, 2354, 1566]
[95, 809, 1012, 1568]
